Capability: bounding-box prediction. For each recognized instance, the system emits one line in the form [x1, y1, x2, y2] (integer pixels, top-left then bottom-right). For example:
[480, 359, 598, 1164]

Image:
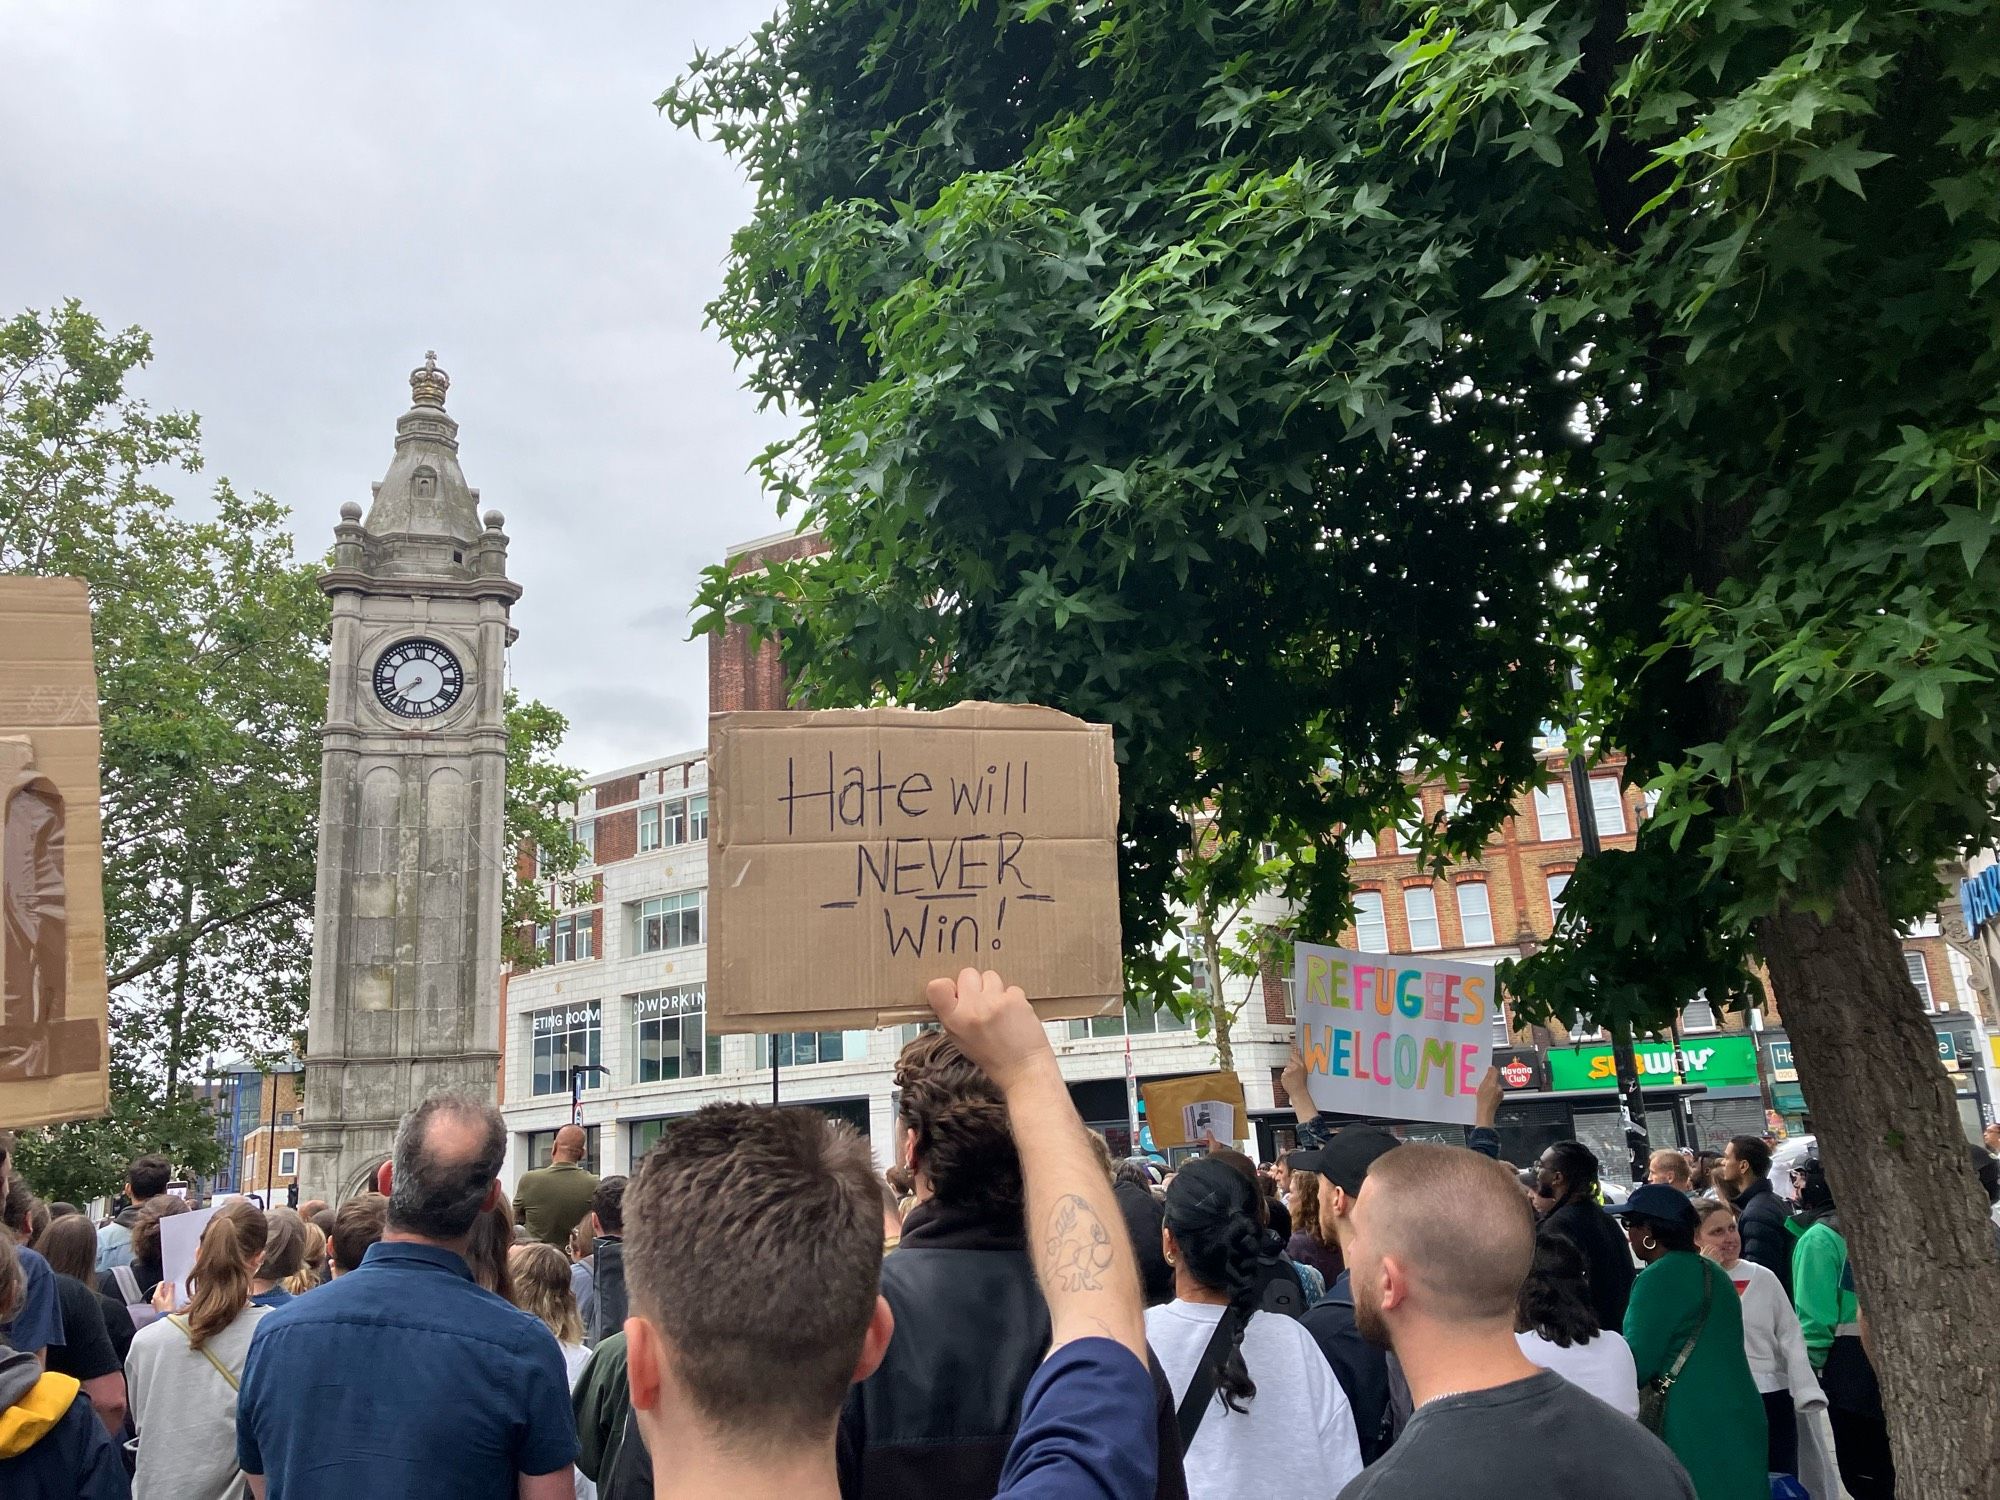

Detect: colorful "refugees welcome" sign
[1292, 941, 1496, 1127]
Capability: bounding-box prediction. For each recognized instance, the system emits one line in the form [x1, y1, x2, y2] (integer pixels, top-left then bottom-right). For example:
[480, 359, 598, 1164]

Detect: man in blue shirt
[236, 1094, 576, 1500]
[621, 967, 1160, 1500]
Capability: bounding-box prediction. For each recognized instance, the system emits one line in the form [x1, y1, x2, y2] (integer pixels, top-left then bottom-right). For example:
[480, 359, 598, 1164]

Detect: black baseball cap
[1287, 1126, 1402, 1194]
[1605, 1184, 1700, 1229]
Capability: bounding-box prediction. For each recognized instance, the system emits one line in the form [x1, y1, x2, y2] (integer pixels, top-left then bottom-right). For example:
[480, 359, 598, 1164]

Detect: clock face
[372, 637, 465, 719]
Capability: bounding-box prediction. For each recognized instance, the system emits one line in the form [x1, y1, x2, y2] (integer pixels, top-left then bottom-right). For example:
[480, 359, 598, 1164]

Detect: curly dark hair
[1164, 1156, 1273, 1414]
[1517, 1234, 1602, 1348]
[894, 1030, 1021, 1221]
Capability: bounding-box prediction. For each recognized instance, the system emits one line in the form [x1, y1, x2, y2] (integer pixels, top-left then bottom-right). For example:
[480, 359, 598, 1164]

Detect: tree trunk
[1756, 854, 2000, 1500]
[163, 872, 195, 1100]
[1200, 921, 1234, 1072]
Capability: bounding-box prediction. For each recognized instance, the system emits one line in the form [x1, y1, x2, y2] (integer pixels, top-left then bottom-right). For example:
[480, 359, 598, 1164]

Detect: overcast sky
[1, 1, 792, 770]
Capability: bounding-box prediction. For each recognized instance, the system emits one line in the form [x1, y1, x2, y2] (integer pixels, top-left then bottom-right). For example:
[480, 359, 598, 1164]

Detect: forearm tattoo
[1043, 1194, 1116, 1292]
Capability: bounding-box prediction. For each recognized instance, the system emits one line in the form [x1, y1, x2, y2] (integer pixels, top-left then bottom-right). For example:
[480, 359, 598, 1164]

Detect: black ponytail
[1164, 1156, 1273, 1414]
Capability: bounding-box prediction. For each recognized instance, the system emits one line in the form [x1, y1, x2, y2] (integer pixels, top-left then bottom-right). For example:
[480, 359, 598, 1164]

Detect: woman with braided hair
[1145, 1155, 1362, 1497]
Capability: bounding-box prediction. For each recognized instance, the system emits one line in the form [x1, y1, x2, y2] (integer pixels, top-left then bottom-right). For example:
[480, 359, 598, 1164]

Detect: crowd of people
[3, 975, 1991, 1499]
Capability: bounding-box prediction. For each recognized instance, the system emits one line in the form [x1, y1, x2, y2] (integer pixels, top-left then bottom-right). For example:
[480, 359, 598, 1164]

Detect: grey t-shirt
[1336, 1369, 1696, 1500]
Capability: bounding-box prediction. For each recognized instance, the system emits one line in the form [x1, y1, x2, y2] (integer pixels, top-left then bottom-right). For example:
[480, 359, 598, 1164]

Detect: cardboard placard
[1140, 1071, 1248, 1148]
[1293, 941, 1495, 1126]
[708, 703, 1123, 1032]
[0, 577, 109, 1126]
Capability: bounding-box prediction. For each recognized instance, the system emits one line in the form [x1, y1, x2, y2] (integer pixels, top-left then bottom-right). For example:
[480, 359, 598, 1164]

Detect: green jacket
[1624, 1252, 1767, 1500]
[512, 1160, 599, 1248]
[1791, 1218, 1854, 1372]
[572, 1331, 629, 1484]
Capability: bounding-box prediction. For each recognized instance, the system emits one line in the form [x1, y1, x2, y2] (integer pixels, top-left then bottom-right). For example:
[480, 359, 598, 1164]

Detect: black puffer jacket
[1732, 1177, 1793, 1299]
[837, 1198, 1188, 1500]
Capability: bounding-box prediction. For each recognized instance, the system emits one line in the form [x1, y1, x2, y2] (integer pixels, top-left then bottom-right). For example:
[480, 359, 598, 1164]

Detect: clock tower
[301, 354, 521, 1202]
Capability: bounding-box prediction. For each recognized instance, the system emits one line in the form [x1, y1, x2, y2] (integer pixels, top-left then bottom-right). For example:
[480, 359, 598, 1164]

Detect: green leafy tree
[2, 304, 584, 1199]
[669, 0, 2000, 1482]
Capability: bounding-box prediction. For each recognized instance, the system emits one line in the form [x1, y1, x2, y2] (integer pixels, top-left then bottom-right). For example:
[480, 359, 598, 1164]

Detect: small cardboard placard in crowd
[1292, 941, 1495, 1126]
[1140, 1070, 1248, 1148]
[708, 702, 1124, 1033]
[0, 577, 109, 1126]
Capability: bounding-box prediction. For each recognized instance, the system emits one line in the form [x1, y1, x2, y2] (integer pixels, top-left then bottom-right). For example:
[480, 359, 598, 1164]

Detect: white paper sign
[157, 1205, 218, 1311]
[1181, 1100, 1237, 1143]
[1293, 941, 1495, 1126]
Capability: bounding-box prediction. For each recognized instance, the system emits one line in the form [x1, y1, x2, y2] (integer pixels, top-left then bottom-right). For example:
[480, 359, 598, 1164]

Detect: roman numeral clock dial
[372, 637, 465, 720]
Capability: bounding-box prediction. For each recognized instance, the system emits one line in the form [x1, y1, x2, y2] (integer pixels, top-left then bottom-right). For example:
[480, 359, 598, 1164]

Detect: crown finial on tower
[410, 351, 450, 409]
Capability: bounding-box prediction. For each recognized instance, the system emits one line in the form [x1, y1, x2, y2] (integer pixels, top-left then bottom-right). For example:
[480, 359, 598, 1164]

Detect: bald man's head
[1348, 1143, 1534, 1344]
[389, 1092, 507, 1241]
[553, 1124, 587, 1163]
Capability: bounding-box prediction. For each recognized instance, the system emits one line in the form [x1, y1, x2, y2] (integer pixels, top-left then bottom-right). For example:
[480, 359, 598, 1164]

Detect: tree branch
[107, 888, 312, 990]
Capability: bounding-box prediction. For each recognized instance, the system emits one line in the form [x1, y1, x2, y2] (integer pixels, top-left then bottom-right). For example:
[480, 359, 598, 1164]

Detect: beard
[1353, 1270, 1392, 1349]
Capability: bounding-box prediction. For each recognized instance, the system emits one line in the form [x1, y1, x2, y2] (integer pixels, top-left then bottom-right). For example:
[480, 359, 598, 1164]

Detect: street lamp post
[1568, 753, 1653, 1184]
[569, 1063, 610, 1128]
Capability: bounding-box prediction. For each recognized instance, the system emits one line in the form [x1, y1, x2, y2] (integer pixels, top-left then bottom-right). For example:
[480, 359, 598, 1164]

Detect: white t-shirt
[1146, 1300, 1363, 1498]
[1715, 1256, 1824, 1403]
[1515, 1328, 1640, 1418]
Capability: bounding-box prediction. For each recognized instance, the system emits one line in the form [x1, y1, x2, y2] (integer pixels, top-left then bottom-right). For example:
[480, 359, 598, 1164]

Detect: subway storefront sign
[1547, 1034, 1761, 1092]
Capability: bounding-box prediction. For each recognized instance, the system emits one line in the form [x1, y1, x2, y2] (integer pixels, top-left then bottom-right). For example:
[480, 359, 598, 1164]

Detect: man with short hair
[237, 1094, 577, 1499]
[583, 1174, 626, 1346]
[1335, 1143, 1696, 1500]
[513, 1124, 599, 1249]
[327, 1193, 387, 1277]
[623, 968, 1158, 1500]
[94, 1154, 169, 1273]
[1718, 1135, 1791, 1297]
[1647, 1149, 1694, 1193]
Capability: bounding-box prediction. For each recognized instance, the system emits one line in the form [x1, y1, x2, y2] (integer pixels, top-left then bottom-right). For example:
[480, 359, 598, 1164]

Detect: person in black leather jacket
[1719, 1135, 1792, 1298]
[836, 1029, 1187, 1500]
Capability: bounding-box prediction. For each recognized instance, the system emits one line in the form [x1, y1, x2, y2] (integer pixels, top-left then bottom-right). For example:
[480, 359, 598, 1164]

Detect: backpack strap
[1175, 1303, 1250, 1453]
[167, 1314, 242, 1391]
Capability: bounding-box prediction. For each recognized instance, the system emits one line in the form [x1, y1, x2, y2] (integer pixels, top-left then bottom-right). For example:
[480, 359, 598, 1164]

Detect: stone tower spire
[301, 356, 521, 1202]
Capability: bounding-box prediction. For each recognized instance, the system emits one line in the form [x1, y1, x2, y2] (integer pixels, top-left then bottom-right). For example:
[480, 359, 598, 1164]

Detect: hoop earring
[1165, 1251, 1176, 1266]
[1641, 1234, 1658, 1252]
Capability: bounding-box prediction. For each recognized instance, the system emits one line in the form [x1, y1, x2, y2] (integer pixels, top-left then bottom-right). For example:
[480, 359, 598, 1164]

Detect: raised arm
[926, 968, 1146, 1362]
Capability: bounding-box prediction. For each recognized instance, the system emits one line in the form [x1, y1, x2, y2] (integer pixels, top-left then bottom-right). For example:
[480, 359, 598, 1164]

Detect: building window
[277, 1148, 298, 1177]
[552, 912, 595, 964]
[1905, 951, 1934, 1008]
[688, 794, 709, 842]
[1590, 777, 1627, 836]
[1403, 886, 1441, 951]
[1441, 792, 1466, 823]
[530, 1000, 603, 1097]
[638, 802, 662, 852]
[1903, 914, 1942, 938]
[756, 1030, 872, 1068]
[279, 1112, 295, 1127]
[1281, 969, 1296, 1020]
[1354, 890, 1389, 953]
[1532, 786, 1570, 842]
[1546, 872, 1570, 925]
[634, 892, 702, 954]
[1184, 930, 1210, 994]
[1065, 995, 1194, 1040]
[1258, 840, 1281, 865]
[662, 798, 689, 847]
[1681, 995, 1718, 1031]
[1456, 881, 1495, 947]
[1345, 828, 1378, 860]
[575, 817, 596, 864]
[1491, 997, 1513, 1047]
[1394, 815, 1424, 855]
[632, 986, 720, 1081]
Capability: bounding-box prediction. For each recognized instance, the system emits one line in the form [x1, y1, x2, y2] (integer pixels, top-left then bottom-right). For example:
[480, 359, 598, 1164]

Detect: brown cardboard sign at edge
[0, 576, 110, 1127]
[1140, 1071, 1249, 1148]
[708, 702, 1124, 1033]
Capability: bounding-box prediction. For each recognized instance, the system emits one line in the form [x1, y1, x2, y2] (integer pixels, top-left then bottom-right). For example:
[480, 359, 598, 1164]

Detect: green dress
[1623, 1251, 1768, 1500]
